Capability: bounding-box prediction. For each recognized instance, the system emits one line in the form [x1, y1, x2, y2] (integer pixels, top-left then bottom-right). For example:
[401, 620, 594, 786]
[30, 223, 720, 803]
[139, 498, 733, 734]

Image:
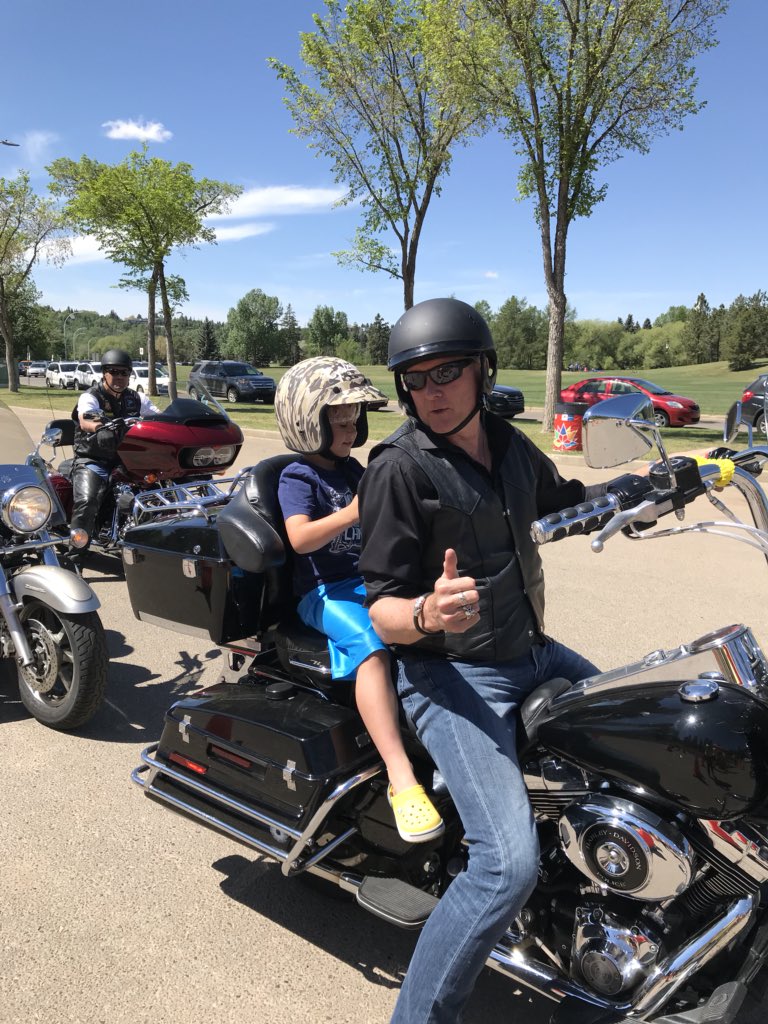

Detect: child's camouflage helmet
[275, 356, 386, 455]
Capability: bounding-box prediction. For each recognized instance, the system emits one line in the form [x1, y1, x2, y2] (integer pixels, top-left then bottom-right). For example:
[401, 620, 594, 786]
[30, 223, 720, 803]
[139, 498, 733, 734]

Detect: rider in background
[275, 356, 444, 844]
[69, 348, 159, 564]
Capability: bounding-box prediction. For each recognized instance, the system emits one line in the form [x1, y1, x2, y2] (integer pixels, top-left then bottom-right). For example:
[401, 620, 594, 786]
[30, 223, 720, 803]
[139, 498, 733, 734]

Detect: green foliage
[278, 304, 303, 365]
[197, 317, 219, 361]
[723, 292, 768, 371]
[653, 304, 691, 327]
[364, 312, 390, 363]
[270, 0, 484, 308]
[336, 337, 366, 364]
[304, 304, 350, 356]
[47, 147, 241, 394]
[224, 289, 283, 366]
[0, 172, 69, 388]
[493, 295, 548, 369]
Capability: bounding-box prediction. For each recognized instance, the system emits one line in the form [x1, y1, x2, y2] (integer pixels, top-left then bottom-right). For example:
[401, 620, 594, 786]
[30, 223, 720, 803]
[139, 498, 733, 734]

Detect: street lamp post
[62, 312, 76, 359]
[72, 327, 88, 360]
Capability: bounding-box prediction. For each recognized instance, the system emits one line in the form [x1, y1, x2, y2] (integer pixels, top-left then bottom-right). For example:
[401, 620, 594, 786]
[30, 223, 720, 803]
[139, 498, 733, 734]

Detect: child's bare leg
[355, 651, 419, 794]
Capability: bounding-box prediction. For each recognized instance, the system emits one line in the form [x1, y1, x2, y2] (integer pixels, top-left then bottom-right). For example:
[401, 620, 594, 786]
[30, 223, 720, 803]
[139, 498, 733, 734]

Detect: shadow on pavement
[213, 853, 547, 1024]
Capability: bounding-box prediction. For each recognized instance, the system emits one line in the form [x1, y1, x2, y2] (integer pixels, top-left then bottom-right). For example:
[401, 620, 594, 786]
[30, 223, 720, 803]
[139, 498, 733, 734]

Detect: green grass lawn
[2, 358, 746, 457]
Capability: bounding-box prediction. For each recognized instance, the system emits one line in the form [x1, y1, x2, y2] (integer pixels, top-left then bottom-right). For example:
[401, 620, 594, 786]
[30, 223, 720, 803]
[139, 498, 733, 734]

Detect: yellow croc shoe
[388, 783, 445, 843]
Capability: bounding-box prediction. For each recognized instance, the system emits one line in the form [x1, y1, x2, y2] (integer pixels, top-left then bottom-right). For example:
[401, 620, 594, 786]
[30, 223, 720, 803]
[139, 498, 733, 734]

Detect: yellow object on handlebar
[693, 456, 735, 489]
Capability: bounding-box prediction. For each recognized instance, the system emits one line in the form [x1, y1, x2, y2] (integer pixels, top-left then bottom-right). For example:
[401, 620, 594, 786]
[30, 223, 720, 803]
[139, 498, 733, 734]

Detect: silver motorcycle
[0, 400, 107, 728]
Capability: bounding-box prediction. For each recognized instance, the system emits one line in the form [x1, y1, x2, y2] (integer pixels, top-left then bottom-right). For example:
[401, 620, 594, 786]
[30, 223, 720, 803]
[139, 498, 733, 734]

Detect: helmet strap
[429, 400, 482, 437]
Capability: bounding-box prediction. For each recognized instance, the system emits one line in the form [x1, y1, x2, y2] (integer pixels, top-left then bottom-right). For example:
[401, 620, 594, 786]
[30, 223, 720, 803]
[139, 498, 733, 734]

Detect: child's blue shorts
[297, 576, 387, 681]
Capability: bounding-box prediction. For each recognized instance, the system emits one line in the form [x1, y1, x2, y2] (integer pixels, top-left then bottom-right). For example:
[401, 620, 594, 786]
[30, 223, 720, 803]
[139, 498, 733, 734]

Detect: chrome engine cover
[573, 905, 661, 996]
[558, 795, 695, 900]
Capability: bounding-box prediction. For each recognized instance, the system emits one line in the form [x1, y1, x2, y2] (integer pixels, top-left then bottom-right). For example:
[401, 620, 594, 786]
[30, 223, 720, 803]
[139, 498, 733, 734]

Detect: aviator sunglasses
[401, 357, 475, 391]
[105, 368, 130, 377]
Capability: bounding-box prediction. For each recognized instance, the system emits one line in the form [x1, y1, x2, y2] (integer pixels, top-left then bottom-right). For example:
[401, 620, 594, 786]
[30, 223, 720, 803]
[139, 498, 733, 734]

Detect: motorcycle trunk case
[122, 514, 264, 643]
[157, 681, 374, 829]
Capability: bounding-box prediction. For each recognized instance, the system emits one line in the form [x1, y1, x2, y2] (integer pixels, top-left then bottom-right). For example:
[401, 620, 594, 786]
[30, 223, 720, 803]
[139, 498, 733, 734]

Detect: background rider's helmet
[387, 298, 497, 418]
[275, 356, 387, 455]
[100, 348, 133, 372]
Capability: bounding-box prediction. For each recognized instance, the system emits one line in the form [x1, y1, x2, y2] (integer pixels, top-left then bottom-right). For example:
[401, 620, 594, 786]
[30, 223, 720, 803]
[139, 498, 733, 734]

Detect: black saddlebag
[156, 680, 376, 830]
[122, 513, 267, 644]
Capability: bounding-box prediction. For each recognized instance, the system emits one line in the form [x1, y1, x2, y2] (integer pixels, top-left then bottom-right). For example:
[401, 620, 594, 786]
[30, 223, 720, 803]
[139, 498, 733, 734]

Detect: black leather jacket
[72, 383, 143, 466]
[360, 416, 592, 662]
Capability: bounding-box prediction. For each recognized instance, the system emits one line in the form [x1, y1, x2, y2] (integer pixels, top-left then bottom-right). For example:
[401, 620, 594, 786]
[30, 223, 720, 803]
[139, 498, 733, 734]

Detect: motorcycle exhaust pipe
[486, 894, 756, 1017]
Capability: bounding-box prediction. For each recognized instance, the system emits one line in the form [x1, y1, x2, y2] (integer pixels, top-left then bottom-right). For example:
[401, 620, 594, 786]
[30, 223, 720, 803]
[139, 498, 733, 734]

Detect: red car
[560, 376, 700, 428]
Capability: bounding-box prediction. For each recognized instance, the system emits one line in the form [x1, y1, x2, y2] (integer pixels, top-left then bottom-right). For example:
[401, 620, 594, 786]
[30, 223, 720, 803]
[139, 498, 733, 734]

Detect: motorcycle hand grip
[530, 493, 621, 545]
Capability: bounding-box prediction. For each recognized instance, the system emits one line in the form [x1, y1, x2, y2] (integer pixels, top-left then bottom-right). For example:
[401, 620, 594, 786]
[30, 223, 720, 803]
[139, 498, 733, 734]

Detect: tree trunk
[0, 284, 19, 392]
[158, 264, 178, 402]
[146, 266, 159, 395]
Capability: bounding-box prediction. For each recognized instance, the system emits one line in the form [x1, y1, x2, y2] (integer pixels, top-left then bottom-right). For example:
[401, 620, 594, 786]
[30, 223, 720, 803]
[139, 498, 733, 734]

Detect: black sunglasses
[401, 357, 475, 392]
[105, 368, 130, 377]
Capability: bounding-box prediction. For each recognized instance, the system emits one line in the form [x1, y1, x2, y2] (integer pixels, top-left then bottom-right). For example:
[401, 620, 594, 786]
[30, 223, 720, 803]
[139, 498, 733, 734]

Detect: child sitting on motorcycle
[275, 356, 444, 844]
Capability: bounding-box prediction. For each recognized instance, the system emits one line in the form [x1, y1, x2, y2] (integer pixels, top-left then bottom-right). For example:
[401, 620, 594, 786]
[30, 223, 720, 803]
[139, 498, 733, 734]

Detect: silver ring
[458, 591, 467, 607]
[463, 605, 476, 619]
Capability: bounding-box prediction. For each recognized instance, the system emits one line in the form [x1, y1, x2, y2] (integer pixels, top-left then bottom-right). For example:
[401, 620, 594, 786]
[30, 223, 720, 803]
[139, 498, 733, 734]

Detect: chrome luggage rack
[132, 467, 253, 524]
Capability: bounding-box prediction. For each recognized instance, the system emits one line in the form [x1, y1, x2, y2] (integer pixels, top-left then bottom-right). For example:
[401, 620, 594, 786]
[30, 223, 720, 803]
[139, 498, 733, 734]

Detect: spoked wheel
[653, 409, 670, 428]
[16, 601, 108, 729]
[226, 387, 239, 403]
[756, 413, 767, 440]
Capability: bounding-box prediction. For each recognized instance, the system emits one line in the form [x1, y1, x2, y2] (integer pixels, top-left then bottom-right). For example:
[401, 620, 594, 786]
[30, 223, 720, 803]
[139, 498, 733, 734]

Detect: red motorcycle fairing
[117, 414, 244, 483]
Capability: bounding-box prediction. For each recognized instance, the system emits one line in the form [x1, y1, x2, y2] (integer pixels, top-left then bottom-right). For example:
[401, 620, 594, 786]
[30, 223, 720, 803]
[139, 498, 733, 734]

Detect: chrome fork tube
[0, 571, 33, 665]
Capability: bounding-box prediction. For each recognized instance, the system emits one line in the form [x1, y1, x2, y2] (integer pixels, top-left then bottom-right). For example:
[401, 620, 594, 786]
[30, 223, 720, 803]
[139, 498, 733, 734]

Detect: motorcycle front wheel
[16, 601, 108, 729]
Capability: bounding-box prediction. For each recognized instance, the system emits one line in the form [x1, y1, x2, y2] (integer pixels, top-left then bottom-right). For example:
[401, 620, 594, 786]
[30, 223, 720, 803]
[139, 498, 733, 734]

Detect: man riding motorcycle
[69, 348, 159, 564]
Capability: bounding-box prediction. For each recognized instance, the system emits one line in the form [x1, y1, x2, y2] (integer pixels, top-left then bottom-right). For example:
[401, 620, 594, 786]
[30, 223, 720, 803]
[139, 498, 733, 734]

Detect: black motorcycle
[128, 395, 768, 1023]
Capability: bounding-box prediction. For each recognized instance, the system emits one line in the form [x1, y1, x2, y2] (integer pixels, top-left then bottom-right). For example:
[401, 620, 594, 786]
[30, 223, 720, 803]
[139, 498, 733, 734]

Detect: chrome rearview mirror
[582, 394, 656, 469]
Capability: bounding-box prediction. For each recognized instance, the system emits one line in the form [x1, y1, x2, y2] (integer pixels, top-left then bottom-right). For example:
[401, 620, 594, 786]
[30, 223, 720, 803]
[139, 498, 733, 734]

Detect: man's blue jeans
[391, 639, 599, 1024]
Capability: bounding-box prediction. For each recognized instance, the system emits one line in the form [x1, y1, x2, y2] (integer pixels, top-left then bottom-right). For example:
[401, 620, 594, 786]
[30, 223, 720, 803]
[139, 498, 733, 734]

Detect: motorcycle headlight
[192, 447, 215, 467]
[1, 484, 53, 533]
[213, 445, 236, 465]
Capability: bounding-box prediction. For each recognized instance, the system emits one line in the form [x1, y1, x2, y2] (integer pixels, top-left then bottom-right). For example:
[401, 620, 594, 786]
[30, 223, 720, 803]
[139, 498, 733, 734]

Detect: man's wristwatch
[413, 593, 442, 636]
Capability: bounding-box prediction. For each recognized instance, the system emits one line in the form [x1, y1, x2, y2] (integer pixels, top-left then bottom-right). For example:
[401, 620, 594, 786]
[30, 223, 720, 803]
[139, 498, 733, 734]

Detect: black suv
[188, 360, 276, 404]
[741, 375, 768, 438]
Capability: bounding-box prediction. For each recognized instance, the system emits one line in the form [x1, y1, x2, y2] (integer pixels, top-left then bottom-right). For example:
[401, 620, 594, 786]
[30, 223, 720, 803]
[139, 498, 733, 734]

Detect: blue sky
[2, 1, 765, 329]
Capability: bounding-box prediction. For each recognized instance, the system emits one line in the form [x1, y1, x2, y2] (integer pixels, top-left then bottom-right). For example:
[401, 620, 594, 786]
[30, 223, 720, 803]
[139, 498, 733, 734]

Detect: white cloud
[102, 119, 172, 142]
[484, 270, 499, 279]
[67, 236, 107, 264]
[212, 222, 275, 242]
[211, 185, 346, 221]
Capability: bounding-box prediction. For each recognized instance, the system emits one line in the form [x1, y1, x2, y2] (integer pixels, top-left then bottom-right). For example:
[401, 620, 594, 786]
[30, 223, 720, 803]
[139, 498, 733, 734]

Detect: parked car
[559, 376, 700, 428]
[129, 366, 170, 395]
[740, 375, 768, 438]
[488, 383, 525, 418]
[188, 360, 276, 404]
[24, 360, 48, 378]
[74, 361, 102, 389]
[46, 361, 79, 389]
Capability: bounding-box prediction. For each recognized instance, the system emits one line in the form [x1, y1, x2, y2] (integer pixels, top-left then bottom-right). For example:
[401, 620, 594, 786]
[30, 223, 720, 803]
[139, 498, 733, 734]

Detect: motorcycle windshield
[185, 380, 230, 419]
[0, 397, 37, 465]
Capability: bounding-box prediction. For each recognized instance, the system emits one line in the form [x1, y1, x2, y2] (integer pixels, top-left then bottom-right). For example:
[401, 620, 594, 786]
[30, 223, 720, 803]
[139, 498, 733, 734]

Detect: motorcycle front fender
[12, 565, 101, 614]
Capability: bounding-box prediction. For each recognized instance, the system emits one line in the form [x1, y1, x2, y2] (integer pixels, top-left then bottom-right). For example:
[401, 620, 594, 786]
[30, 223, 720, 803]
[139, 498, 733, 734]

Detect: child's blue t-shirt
[278, 457, 365, 597]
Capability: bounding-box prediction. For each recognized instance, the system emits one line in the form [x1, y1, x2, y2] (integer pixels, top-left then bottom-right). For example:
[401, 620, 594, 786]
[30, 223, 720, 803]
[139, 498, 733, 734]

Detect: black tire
[263, 393, 275, 405]
[137, 385, 144, 393]
[756, 413, 767, 440]
[226, 387, 239, 404]
[16, 602, 108, 730]
[653, 408, 670, 428]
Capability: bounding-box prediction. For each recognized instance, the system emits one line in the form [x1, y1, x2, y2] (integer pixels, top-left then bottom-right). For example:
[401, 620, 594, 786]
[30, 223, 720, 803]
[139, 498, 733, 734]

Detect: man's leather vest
[374, 419, 546, 662]
[72, 383, 142, 466]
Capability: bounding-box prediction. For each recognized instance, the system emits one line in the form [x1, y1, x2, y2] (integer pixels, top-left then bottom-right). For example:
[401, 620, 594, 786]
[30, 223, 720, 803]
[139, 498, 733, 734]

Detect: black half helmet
[101, 348, 133, 371]
[388, 298, 497, 418]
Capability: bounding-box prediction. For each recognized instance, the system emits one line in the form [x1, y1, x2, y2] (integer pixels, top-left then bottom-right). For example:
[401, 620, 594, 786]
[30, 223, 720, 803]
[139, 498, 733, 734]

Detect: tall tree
[197, 317, 220, 361]
[0, 172, 69, 391]
[270, 0, 484, 310]
[681, 292, 712, 363]
[305, 304, 350, 356]
[47, 147, 241, 399]
[224, 289, 283, 366]
[278, 303, 303, 364]
[366, 312, 391, 363]
[454, 0, 727, 427]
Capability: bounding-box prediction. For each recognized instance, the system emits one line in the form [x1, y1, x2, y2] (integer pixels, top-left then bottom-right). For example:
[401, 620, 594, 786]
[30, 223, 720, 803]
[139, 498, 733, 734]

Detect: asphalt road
[1, 407, 766, 1024]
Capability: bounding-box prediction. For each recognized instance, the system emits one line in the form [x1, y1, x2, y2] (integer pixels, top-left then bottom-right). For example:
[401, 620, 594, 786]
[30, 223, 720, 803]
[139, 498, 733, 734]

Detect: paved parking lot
[1, 407, 765, 1024]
